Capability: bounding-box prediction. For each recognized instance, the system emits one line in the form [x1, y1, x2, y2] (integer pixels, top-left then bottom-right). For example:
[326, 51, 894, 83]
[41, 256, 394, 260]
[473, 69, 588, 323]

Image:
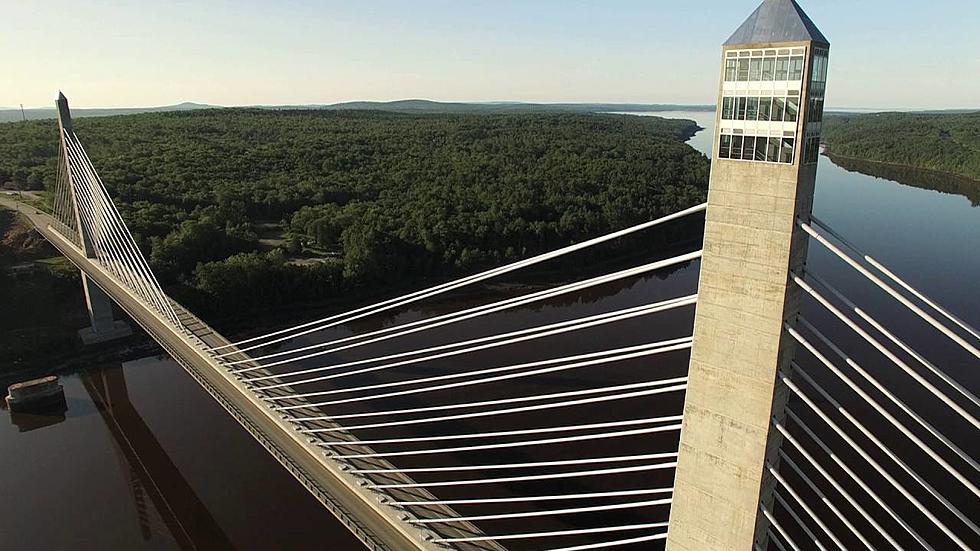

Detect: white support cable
[795, 274, 980, 432]
[265, 339, 692, 407]
[352, 452, 677, 474]
[248, 295, 697, 387]
[66, 152, 151, 310]
[767, 529, 790, 551]
[774, 419, 902, 550]
[544, 532, 668, 551]
[375, 463, 675, 490]
[65, 135, 178, 324]
[75, 143, 178, 325]
[66, 133, 180, 325]
[391, 487, 673, 506]
[767, 461, 847, 550]
[65, 141, 157, 307]
[334, 423, 682, 459]
[296, 383, 686, 433]
[212, 202, 707, 352]
[782, 406, 938, 550]
[785, 359, 979, 539]
[434, 522, 668, 543]
[65, 135, 147, 299]
[794, 318, 980, 485]
[800, 220, 980, 359]
[773, 491, 827, 551]
[319, 415, 682, 448]
[222, 250, 702, 365]
[79, 150, 180, 326]
[805, 271, 980, 409]
[289, 374, 688, 423]
[760, 502, 803, 551]
[810, 215, 980, 343]
[412, 497, 672, 523]
[241, 293, 694, 380]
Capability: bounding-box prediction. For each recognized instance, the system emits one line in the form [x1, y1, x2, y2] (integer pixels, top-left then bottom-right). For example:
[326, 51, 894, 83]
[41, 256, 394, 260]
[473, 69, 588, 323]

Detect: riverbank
[0, 204, 162, 379]
[823, 148, 980, 206]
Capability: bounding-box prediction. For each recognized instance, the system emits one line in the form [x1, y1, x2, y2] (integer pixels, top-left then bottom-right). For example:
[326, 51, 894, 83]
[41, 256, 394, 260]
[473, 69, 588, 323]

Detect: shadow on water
[79, 367, 234, 550]
[0, 360, 367, 551]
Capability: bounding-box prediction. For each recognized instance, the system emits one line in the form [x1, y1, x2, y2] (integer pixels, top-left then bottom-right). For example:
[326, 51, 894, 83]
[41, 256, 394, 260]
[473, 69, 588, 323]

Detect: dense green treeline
[0, 109, 708, 317]
[822, 112, 980, 181]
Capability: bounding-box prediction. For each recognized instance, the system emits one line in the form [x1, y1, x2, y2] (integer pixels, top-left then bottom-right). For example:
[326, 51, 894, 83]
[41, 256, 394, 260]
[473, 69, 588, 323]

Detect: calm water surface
[1, 111, 976, 549]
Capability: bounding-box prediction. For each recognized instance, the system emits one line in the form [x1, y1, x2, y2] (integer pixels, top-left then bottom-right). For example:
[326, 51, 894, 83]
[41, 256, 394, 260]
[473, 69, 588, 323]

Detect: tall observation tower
[668, 1, 829, 550]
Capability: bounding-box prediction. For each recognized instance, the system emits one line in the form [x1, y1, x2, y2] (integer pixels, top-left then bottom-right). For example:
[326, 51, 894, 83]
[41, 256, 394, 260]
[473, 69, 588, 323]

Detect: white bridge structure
[16, 1, 978, 549]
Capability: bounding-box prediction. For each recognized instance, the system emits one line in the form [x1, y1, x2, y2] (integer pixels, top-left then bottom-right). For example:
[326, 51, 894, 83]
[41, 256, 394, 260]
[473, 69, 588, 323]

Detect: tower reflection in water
[3, 365, 235, 550]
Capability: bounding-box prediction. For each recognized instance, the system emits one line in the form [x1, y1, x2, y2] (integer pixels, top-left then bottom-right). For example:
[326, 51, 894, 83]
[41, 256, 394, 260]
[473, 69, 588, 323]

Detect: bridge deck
[1, 196, 502, 551]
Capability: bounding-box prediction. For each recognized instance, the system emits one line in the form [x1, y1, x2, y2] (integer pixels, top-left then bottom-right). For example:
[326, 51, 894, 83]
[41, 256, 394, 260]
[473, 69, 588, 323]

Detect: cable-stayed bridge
[9, 2, 979, 549]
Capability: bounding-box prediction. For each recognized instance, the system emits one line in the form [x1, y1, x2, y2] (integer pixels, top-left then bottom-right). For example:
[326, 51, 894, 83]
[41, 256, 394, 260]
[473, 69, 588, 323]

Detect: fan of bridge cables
[758, 216, 980, 551]
[209, 203, 708, 550]
[51, 126, 181, 326]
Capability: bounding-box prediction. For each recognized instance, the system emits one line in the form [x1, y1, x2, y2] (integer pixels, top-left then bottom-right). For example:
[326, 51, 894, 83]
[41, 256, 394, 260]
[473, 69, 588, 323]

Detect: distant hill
[0, 99, 714, 123]
[315, 99, 716, 114]
[0, 102, 217, 123]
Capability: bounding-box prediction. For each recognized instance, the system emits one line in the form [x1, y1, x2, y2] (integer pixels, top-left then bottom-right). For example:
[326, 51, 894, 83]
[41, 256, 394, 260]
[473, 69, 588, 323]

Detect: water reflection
[80, 367, 234, 550]
[0, 360, 367, 551]
[7, 400, 68, 433]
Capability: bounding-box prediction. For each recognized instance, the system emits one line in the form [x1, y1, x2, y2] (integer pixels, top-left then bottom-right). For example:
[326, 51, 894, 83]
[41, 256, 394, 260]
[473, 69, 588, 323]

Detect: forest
[822, 111, 980, 182]
[0, 109, 708, 318]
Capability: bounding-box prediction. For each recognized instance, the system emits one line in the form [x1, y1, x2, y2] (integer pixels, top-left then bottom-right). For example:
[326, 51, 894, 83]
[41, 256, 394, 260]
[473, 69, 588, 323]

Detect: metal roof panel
[725, 0, 829, 46]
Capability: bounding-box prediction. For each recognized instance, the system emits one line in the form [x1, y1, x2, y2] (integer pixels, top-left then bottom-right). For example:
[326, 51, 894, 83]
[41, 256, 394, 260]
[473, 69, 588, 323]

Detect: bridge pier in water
[78, 273, 133, 344]
[667, 1, 829, 550]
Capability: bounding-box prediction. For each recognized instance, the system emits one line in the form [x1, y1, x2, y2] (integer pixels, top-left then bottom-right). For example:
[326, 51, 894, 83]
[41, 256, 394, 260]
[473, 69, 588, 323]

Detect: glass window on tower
[719, 135, 732, 158]
[767, 137, 781, 162]
[762, 58, 774, 81]
[789, 56, 805, 80]
[775, 57, 789, 80]
[784, 97, 799, 122]
[772, 97, 785, 122]
[722, 97, 734, 119]
[731, 136, 744, 160]
[749, 58, 762, 81]
[743, 136, 756, 159]
[754, 136, 768, 161]
[758, 97, 772, 121]
[780, 138, 795, 164]
[736, 97, 747, 120]
[725, 59, 738, 81]
[746, 97, 759, 121]
[737, 59, 750, 81]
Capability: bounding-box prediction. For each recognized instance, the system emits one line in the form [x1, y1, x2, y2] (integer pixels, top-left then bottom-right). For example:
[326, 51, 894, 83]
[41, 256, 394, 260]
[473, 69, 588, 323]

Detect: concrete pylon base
[78, 320, 133, 345]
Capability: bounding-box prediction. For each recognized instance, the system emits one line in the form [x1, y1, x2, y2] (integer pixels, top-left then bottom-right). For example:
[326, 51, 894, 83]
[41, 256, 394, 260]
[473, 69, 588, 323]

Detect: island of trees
[822, 111, 980, 182]
[0, 109, 709, 321]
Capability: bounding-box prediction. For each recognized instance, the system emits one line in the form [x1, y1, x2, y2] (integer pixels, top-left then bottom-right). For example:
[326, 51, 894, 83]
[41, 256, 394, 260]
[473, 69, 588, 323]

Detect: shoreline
[822, 146, 980, 185]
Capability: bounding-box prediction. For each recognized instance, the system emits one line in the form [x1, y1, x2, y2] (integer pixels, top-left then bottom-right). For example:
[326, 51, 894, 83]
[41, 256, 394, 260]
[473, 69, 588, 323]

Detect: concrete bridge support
[666, 1, 829, 550]
[78, 273, 133, 344]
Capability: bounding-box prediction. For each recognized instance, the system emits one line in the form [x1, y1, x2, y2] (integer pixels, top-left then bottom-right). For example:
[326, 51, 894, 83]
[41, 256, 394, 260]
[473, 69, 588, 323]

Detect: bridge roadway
[1, 195, 502, 551]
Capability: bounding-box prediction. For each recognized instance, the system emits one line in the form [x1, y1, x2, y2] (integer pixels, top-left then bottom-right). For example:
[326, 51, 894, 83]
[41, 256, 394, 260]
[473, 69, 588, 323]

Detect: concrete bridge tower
[56, 93, 133, 344]
[667, 1, 829, 549]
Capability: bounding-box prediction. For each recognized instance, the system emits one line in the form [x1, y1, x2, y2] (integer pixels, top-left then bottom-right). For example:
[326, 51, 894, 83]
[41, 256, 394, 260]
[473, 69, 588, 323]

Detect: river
[1, 111, 976, 550]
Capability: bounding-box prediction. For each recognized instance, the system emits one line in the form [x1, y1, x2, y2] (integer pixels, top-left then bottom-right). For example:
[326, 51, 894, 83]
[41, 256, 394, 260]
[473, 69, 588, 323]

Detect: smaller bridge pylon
[54, 92, 133, 344]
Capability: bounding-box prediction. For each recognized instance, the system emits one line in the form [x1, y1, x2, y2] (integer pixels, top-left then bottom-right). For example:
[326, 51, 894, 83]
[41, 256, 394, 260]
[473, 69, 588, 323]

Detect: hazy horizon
[4, 0, 979, 110]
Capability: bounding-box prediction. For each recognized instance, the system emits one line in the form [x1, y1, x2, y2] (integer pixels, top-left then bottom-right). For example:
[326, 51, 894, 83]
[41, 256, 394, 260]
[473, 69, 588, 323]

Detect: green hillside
[0, 109, 708, 318]
[822, 111, 980, 181]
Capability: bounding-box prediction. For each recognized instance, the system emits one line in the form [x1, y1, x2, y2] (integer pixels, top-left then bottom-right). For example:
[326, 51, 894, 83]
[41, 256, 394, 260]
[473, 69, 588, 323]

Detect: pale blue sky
[3, 0, 978, 109]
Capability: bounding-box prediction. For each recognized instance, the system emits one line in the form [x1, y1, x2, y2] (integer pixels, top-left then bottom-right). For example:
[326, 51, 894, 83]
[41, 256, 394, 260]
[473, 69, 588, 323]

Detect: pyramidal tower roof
[725, 0, 828, 46]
